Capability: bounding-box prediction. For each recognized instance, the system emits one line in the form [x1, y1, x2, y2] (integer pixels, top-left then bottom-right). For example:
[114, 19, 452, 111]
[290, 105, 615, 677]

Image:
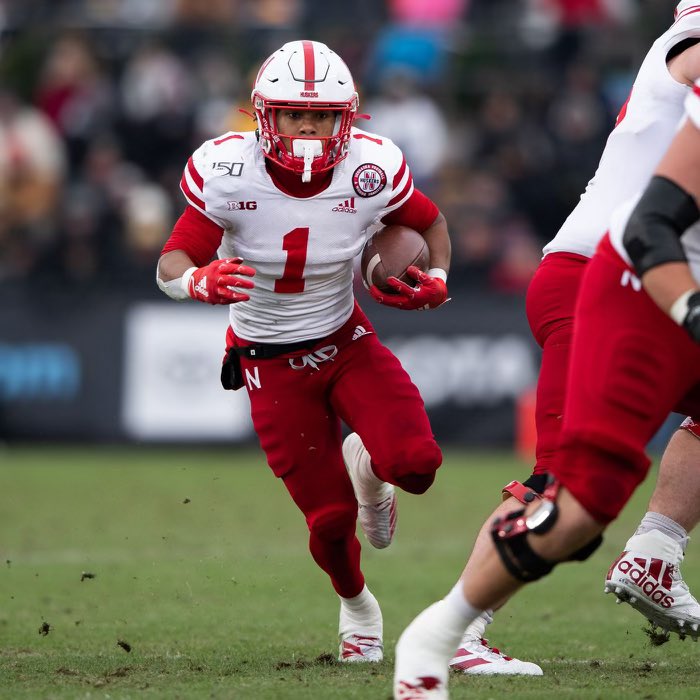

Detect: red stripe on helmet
[187, 157, 204, 190]
[302, 40, 315, 91]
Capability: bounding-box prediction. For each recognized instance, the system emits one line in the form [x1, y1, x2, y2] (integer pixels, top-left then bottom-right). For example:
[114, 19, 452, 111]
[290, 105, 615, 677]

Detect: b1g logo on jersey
[227, 201, 258, 211]
[352, 163, 386, 198]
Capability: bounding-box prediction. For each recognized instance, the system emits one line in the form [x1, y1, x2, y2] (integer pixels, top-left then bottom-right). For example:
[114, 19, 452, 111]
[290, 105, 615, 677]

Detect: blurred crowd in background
[0, 0, 677, 297]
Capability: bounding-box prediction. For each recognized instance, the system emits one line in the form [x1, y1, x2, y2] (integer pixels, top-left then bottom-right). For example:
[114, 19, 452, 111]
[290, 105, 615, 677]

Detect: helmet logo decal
[352, 164, 387, 198]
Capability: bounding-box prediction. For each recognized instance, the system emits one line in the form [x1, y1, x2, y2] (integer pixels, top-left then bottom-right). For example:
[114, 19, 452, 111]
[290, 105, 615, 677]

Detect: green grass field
[2, 446, 699, 699]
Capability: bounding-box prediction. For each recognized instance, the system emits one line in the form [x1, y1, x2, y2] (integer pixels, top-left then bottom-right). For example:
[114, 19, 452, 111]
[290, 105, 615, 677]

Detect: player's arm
[156, 205, 255, 305]
[668, 38, 700, 86]
[623, 117, 700, 339]
[371, 189, 451, 310]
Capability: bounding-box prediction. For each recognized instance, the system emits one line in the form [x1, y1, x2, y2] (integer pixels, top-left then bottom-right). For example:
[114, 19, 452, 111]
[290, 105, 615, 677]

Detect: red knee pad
[502, 480, 542, 505]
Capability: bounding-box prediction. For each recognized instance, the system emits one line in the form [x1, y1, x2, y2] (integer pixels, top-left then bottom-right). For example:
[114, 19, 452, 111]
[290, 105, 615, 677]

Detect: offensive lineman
[396, 3, 700, 696]
[394, 71, 700, 700]
[156, 40, 453, 663]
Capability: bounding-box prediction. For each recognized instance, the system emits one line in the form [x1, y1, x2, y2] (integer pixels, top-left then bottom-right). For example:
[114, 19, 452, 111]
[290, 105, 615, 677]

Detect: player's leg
[449, 253, 585, 675]
[331, 313, 442, 549]
[236, 345, 382, 661]
[605, 422, 700, 637]
[394, 238, 700, 697]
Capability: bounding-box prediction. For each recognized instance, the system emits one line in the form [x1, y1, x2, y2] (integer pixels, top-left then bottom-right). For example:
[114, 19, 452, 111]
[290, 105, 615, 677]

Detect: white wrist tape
[156, 265, 197, 301]
[427, 267, 447, 282]
[669, 289, 695, 325]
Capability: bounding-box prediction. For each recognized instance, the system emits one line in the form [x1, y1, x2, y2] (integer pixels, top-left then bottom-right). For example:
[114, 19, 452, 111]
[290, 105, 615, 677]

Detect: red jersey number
[274, 227, 309, 294]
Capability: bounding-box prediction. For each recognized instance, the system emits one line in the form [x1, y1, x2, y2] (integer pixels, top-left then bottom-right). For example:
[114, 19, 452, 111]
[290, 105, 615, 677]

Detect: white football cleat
[605, 529, 700, 640]
[342, 432, 397, 549]
[449, 635, 543, 675]
[338, 587, 383, 662]
[339, 634, 384, 662]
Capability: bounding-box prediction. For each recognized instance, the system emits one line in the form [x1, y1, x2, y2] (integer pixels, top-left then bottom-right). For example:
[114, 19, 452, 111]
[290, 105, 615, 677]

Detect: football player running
[156, 40, 454, 663]
[395, 3, 700, 696]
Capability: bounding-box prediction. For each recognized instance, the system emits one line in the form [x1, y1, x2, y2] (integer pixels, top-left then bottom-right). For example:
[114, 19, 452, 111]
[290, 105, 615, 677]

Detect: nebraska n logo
[620, 269, 641, 291]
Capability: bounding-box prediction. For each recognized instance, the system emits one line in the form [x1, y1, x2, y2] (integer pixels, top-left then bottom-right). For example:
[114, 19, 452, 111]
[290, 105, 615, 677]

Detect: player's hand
[369, 266, 449, 310]
[184, 258, 256, 304]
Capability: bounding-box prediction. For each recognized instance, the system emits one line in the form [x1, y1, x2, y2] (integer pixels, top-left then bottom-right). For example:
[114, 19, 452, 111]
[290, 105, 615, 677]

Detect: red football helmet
[252, 40, 359, 181]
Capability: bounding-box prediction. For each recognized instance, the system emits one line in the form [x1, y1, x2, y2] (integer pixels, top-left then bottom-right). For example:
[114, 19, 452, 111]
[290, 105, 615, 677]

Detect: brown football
[360, 225, 430, 293]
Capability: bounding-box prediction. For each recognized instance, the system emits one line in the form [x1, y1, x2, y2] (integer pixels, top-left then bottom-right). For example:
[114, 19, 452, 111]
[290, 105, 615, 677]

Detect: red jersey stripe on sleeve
[187, 156, 204, 190]
[180, 172, 206, 211]
[392, 158, 407, 189]
[381, 188, 439, 232]
[387, 173, 414, 208]
[161, 205, 223, 266]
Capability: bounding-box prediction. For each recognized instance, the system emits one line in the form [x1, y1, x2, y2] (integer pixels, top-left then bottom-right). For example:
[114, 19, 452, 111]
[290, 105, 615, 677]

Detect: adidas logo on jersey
[332, 197, 357, 214]
[352, 325, 372, 341]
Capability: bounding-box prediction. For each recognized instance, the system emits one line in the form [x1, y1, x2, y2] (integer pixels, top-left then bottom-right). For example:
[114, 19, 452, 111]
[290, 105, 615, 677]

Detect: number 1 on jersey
[275, 227, 309, 294]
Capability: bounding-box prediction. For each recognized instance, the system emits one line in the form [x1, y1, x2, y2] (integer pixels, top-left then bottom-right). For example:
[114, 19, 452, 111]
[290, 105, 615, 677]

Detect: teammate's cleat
[338, 634, 384, 662]
[338, 586, 383, 662]
[449, 636, 543, 675]
[394, 677, 448, 699]
[342, 432, 397, 549]
[394, 601, 457, 700]
[605, 529, 700, 640]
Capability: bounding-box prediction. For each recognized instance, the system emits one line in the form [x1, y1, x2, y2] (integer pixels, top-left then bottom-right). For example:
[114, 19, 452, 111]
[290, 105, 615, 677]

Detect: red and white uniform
[525, 1, 700, 476]
[163, 125, 442, 600]
[553, 78, 700, 524]
[180, 127, 415, 343]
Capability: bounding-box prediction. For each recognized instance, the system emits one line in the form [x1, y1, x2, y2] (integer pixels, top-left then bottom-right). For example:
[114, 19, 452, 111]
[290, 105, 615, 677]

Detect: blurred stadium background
[0, 0, 683, 449]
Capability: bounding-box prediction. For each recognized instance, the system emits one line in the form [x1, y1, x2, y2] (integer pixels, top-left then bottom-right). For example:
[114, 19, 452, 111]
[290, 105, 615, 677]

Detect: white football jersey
[180, 127, 414, 342]
[609, 78, 700, 280]
[544, 2, 700, 259]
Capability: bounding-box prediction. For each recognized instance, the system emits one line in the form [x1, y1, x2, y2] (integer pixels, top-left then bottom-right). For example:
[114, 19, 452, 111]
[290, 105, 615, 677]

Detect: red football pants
[526, 251, 589, 474]
[553, 236, 700, 523]
[227, 303, 442, 597]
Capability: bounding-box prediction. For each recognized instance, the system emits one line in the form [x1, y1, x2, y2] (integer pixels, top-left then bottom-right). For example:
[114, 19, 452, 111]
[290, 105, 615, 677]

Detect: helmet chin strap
[293, 139, 323, 182]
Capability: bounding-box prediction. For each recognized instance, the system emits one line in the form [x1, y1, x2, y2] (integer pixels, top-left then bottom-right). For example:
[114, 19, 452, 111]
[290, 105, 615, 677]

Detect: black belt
[234, 338, 321, 359]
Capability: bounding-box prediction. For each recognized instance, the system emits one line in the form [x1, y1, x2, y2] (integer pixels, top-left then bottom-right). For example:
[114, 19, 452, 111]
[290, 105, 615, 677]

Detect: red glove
[184, 257, 256, 304]
[369, 266, 449, 310]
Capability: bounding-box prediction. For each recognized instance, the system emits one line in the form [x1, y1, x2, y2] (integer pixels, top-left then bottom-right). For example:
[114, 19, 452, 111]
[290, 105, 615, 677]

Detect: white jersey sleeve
[609, 75, 700, 281]
[179, 132, 248, 228]
[544, 3, 700, 259]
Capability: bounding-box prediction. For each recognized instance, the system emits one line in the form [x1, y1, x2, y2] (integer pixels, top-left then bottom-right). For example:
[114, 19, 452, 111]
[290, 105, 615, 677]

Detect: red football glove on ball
[184, 257, 256, 304]
[369, 266, 449, 310]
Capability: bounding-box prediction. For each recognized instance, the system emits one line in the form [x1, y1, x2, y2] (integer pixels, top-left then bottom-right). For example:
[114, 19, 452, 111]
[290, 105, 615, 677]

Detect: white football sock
[339, 585, 382, 637]
[635, 512, 689, 552]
